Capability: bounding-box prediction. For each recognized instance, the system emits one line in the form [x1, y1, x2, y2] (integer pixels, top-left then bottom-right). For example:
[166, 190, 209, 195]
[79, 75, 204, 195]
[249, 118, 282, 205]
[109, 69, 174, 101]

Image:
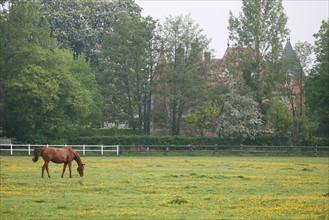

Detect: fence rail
[0, 144, 119, 156]
[1, 144, 328, 156]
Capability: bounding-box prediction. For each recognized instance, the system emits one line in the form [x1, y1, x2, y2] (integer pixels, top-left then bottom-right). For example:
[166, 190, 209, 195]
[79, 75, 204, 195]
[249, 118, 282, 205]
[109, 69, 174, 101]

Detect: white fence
[1, 144, 328, 156]
[0, 144, 119, 156]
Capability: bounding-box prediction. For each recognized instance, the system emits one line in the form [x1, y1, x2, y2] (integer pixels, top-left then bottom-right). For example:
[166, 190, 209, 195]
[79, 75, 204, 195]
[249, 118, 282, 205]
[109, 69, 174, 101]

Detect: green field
[0, 156, 328, 219]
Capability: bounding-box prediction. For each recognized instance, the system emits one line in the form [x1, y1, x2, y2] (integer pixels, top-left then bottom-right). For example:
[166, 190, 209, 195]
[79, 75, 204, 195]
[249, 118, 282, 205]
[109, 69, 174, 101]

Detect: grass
[0, 156, 328, 219]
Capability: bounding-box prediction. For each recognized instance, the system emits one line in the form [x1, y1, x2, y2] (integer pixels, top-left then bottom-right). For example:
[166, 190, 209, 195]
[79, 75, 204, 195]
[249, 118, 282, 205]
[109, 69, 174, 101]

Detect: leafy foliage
[0, 1, 56, 80]
[5, 47, 102, 142]
[73, 134, 290, 146]
[155, 14, 210, 135]
[0, 0, 325, 143]
[216, 92, 263, 140]
[1, 1, 102, 142]
[186, 102, 220, 136]
[41, 0, 142, 64]
[293, 41, 314, 76]
[228, 0, 289, 60]
[98, 12, 157, 132]
[305, 20, 329, 137]
[290, 116, 319, 145]
[228, 0, 290, 110]
[266, 97, 291, 137]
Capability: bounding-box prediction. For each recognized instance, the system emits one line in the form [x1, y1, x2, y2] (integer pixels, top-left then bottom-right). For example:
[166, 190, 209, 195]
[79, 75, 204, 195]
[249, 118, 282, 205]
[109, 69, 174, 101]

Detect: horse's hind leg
[42, 164, 45, 178]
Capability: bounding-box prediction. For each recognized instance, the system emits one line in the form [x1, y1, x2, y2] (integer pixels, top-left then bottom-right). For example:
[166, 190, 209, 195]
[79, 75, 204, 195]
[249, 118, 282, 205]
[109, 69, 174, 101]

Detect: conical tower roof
[282, 39, 295, 58]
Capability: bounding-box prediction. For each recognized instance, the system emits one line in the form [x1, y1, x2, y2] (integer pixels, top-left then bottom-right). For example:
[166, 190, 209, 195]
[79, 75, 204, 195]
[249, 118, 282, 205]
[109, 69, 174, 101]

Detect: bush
[70, 135, 291, 146]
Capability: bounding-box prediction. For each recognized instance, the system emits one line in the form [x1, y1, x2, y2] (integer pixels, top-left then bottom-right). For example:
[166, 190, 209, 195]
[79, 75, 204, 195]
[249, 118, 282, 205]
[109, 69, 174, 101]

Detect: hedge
[71, 128, 328, 146]
[70, 135, 290, 146]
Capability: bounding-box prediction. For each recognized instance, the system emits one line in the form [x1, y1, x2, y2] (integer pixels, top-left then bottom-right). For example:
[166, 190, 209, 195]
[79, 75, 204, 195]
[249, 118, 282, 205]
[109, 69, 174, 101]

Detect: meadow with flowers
[1, 156, 328, 219]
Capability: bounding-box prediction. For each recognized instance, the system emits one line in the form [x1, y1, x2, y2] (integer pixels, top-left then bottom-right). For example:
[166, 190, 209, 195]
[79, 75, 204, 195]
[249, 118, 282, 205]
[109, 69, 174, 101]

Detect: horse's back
[42, 147, 74, 163]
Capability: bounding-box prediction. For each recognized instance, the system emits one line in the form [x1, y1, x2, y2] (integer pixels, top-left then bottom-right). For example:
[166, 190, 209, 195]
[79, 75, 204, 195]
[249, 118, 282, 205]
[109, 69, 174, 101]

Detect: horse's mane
[72, 149, 83, 166]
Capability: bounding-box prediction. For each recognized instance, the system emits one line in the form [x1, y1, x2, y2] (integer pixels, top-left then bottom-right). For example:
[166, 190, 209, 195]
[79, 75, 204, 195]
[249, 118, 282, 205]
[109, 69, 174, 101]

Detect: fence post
[117, 145, 119, 156]
[166, 147, 169, 154]
[46, 144, 49, 148]
[28, 144, 31, 155]
[83, 145, 85, 156]
[139, 146, 143, 156]
[10, 144, 13, 155]
[101, 145, 103, 156]
[189, 144, 193, 155]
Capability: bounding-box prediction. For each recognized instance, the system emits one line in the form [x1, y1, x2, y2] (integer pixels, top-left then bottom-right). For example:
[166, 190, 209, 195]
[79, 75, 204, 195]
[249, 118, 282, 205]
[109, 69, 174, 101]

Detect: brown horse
[32, 147, 84, 178]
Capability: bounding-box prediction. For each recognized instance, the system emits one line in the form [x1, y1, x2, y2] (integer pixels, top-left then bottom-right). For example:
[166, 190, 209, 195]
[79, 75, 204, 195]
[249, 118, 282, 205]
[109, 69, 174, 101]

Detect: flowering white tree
[216, 93, 263, 140]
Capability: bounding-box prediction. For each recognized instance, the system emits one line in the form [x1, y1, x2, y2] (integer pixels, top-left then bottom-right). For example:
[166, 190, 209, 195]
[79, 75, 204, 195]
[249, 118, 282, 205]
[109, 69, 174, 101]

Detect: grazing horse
[32, 147, 84, 178]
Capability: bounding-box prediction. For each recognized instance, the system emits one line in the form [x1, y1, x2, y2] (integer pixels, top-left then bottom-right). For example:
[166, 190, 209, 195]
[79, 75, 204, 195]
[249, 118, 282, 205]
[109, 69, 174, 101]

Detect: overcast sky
[136, 0, 329, 58]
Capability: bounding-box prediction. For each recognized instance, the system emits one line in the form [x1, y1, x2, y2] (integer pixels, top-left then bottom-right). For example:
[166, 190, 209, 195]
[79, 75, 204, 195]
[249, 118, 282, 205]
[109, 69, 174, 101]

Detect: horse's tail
[32, 148, 44, 162]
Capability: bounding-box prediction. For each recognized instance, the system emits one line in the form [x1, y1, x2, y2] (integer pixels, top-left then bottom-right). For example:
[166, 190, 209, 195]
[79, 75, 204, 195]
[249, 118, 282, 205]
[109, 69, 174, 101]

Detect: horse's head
[77, 164, 85, 177]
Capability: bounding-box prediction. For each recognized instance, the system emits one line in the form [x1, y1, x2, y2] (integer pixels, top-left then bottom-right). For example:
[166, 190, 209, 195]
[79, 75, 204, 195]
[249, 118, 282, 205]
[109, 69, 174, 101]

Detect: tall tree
[41, 0, 141, 66]
[1, 1, 102, 142]
[292, 41, 313, 116]
[228, 0, 289, 109]
[305, 20, 329, 137]
[5, 47, 102, 143]
[155, 14, 210, 135]
[42, 0, 156, 133]
[98, 11, 158, 132]
[294, 41, 314, 76]
[0, 0, 55, 80]
[0, 0, 55, 137]
[280, 40, 315, 144]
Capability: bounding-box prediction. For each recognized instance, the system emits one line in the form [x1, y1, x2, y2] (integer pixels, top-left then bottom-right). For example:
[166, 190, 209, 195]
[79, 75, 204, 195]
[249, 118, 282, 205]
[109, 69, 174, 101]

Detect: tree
[35, 0, 160, 135]
[0, 0, 56, 138]
[305, 20, 329, 137]
[266, 97, 291, 137]
[294, 41, 314, 76]
[41, 0, 142, 65]
[155, 14, 210, 135]
[1, 1, 103, 142]
[0, 0, 55, 80]
[98, 11, 158, 132]
[228, 0, 289, 109]
[216, 92, 263, 140]
[279, 40, 316, 144]
[186, 101, 220, 136]
[5, 46, 102, 143]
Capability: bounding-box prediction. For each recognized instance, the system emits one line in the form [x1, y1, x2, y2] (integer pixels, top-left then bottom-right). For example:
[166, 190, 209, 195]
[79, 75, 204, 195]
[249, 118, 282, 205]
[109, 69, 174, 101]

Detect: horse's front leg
[68, 161, 72, 178]
[42, 162, 51, 178]
[62, 163, 68, 178]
